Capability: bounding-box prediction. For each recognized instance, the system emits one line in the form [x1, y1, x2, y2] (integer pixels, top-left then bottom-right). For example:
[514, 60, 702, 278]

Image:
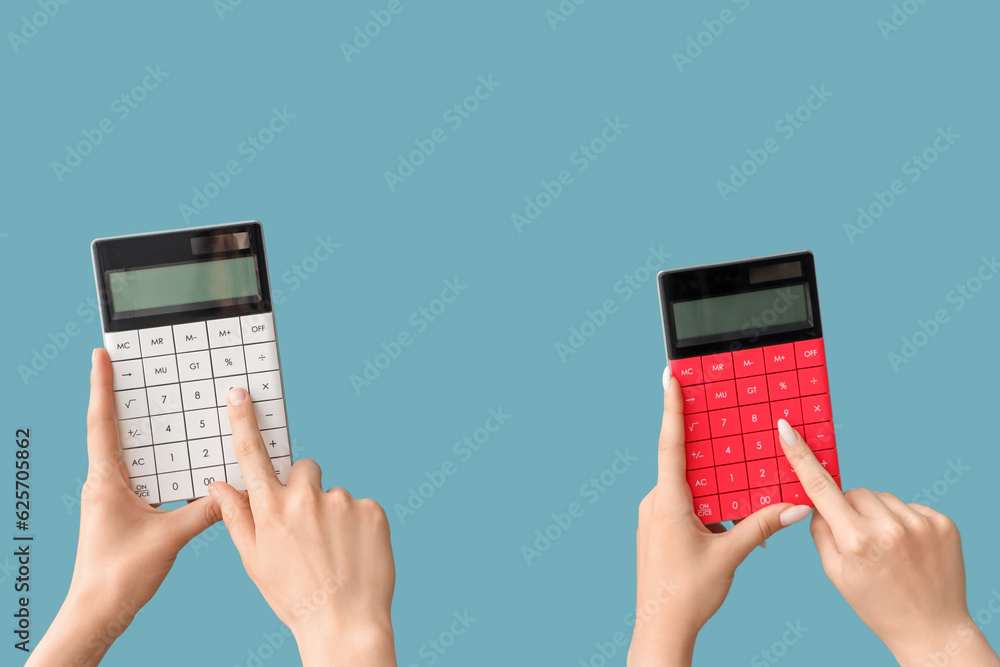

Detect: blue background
[3, 1, 999, 665]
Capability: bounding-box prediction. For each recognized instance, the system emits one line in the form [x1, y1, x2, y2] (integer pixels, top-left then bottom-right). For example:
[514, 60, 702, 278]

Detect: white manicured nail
[777, 419, 798, 447]
[662, 366, 672, 394]
[780, 505, 812, 527]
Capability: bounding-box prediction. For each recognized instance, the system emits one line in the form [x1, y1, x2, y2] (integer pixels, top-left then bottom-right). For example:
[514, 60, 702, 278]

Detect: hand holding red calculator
[657, 252, 842, 522]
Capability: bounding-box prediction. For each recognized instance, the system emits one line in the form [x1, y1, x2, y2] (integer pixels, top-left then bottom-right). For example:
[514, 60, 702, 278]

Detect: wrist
[887, 615, 990, 667]
[294, 617, 396, 667]
[628, 625, 699, 667]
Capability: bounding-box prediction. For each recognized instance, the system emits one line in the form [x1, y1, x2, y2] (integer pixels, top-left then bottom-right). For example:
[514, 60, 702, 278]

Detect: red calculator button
[685, 441, 714, 470]
[797, 366, 829, 396]
[705, 381, 738, 410]
[684, 412, 711, 442]
[763, 343, 796, 373]
[671, 358, 703, 386]
[743, 431, 775, 461]
[771, 399, 804, 427]
[709, 408, 742, 438]
[739, 404, 769, 433]
[833, 475, 842, 490]
[801, 394, 832, 424]
[736, 376, 768, 405]
[687, 469, 718, 497]
[795, 339, 826, 368]
[815, 448, 840, 477]
[733, 348, 765, 378]
[803, 422, 836, 452]
[716, 462, 749, 493]
[777, 454, 798, 484]
[702, 353, 735, 383]
[750, 485, 781, 510]
[681, 385, 708, 414]
[712, 436, 745, 465]
[767, 371, 799, 401]
[747, 458, 779, 488]
[720, 490, 751, 521]
[693, 495, 721, 524]
[781, 482, 813, 507]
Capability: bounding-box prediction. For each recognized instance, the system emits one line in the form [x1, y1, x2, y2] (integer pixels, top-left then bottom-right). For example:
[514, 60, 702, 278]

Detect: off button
[241, 313, 275, 344]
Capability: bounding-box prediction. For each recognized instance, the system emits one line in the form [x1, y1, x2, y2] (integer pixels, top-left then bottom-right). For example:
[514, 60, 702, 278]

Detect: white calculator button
[261, 427, 290, 457]
[221, 435, 237, 464]
[105, 331, 141, 361]
[241, 313, 275, 344]
[114, 388, 148, 419]
[214, 375, 249, 407]
[142, 355, 179, 386]
[253, 399, 287, 430]
[177, 350, 213, 382]
[158, 471, 194, 503]
[129, 476, 159, 504]
[271, 456, 291, 484]
[154, 441, 190, 473]
[248, 370, 282, 401]
[112, 359, 145, 391]
[147, 384, 183, 415]
[124, 446, 155, 477]
[151, 412, 185, 444]
[245, 342, 279, 374]
[224, 463, 246, 491]
[117, 417, 152, 448]
[217, 407, 232, 436]
[192, 465, 226, 498]
[138, 326, 175, 357]
[189, 437, 224, 468]
[207, 317, 243, 348]
[210, 347, 246, 377]
[185, 408, 220, 440]
[173, 321, 209, 353]
[181, 379, 216, 411]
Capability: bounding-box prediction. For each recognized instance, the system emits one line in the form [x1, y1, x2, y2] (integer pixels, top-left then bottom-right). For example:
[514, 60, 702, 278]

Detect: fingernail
[228, 388, 247, 405]
[208, 484, 222, 502]
[780, 505, 812, 527]
[662, 366, 672, 394]
[777, 419, 798, 447]
[92, 348, 99, 365]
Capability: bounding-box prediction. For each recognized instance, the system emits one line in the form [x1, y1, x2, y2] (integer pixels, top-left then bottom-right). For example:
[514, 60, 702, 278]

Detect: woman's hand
[628, 371, 812, 667]
[209, 387, 397, 667]
[28, 348, 222, 667]
[777, 419, 1000, 667]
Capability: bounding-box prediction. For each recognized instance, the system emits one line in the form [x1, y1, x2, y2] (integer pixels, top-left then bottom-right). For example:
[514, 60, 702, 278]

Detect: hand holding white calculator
[91, 221, 292, 504]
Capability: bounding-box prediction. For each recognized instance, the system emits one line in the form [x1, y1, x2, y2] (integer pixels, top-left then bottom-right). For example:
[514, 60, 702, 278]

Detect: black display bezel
[92, 222, 272, 333]
[658, 251, 823, 360]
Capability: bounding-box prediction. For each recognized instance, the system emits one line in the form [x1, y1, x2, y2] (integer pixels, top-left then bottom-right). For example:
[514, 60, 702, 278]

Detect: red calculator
[657, 251, 841, 523]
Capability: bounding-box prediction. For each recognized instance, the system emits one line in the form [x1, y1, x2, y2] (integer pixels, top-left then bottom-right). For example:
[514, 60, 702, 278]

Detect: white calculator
[91, 221, 291, 504]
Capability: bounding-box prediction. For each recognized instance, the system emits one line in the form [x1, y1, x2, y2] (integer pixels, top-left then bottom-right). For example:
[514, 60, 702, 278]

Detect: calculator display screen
[107, 256, 260, 318]
[673, 284, 809, 346]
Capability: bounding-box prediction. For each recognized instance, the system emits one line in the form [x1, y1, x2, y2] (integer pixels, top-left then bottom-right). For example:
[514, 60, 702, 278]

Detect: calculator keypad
[673, 338, 841, 523]
[106, 313, 291, 504]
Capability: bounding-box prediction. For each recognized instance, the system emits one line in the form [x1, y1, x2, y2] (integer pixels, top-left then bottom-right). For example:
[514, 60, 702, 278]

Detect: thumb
[723, 503, 811, 566]
[165, 495, 223, 546]
[208, 482, 257, 555]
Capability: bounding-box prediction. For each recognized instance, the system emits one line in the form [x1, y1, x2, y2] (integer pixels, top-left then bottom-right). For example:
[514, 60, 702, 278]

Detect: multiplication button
[104, 331, 140, 361]
[248, 371, 282, 401]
